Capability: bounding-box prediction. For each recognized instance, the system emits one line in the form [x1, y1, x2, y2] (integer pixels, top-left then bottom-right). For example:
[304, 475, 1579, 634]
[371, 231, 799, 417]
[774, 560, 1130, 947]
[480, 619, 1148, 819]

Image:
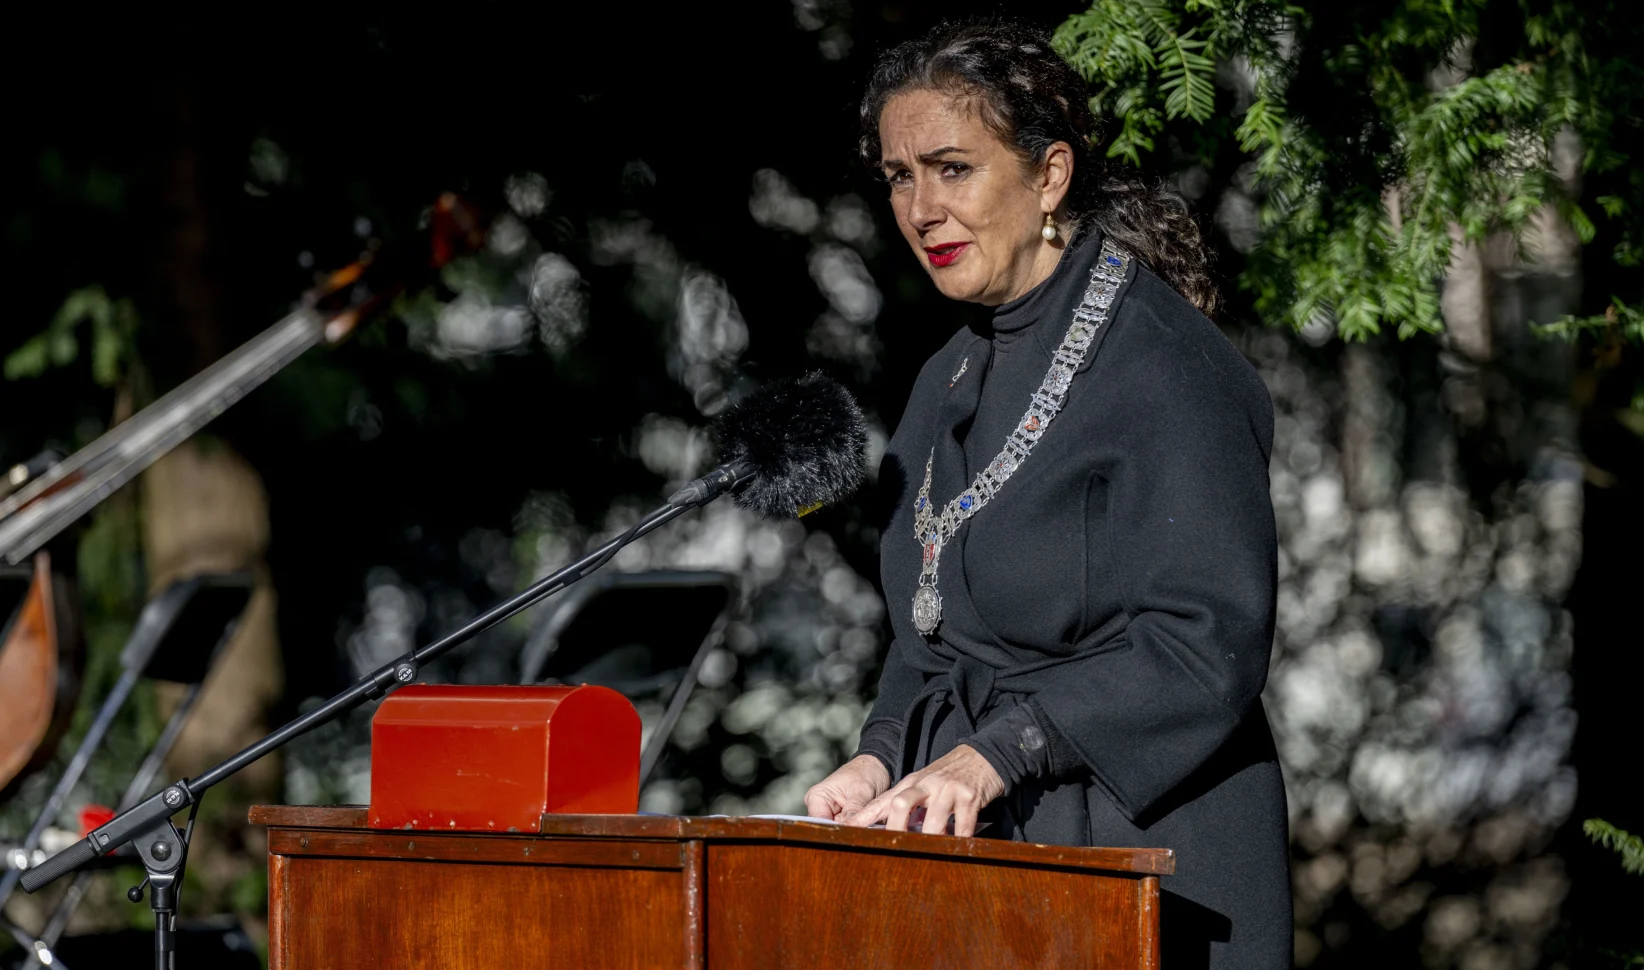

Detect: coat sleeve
[1026, 292, 1278, 821]
[852, 635, 926, 774]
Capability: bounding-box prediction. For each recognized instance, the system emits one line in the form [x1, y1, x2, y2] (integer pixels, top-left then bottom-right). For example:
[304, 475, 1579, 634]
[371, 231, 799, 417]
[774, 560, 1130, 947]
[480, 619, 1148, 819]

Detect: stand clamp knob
[366, 657, 419, 698]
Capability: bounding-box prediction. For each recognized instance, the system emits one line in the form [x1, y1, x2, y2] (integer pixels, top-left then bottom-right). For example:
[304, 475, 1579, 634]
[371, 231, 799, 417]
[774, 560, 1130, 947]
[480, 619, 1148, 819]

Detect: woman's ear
[1039, 140, 1075, 213]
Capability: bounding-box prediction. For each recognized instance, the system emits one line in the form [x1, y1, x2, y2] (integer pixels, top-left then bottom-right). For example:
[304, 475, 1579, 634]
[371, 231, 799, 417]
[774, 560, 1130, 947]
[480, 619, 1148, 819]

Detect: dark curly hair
[860, 19, 1219, 316]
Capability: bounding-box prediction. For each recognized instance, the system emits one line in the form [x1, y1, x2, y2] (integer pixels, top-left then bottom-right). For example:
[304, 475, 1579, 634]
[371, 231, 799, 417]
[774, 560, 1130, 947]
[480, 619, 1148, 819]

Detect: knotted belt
[899, 653, 999, 775]
[891, 649, 1108, 845]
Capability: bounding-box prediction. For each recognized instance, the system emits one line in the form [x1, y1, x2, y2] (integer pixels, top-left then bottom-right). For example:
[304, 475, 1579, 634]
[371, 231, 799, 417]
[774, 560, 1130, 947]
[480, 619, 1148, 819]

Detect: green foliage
[1586, 818, 1644, 876]
[1052, 0, 1644, 344]
[1536, 297, 1644, 343]
[1584, 819, 1644, 966]
[1055, 0, 1278, 164]
[4, 286, 138, 385]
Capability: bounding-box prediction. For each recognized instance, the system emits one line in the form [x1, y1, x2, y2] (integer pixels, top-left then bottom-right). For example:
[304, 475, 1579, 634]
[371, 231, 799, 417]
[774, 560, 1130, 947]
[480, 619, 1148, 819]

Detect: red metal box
[367, 684, 640, 832]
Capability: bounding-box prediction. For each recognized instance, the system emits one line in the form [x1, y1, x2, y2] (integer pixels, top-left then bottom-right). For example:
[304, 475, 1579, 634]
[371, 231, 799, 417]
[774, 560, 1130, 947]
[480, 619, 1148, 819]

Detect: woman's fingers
[852, 790, 898, 828]
[863, 783, 950, 833]
[805, 782, 864, 821]
[853, 795, 896, 827]
[923, 779, 983, 836]
[950, 790, 981, 838]
[842, 749, 1000, 835]
[854, 795, 894, 831]
[807, 756, 896, 822]
[832, 790, 873, 822]
[882, 783, 928, 832]
[803, 788, 840, 820]
[849, 773, 915, 827]
[924, 784, 960, 836]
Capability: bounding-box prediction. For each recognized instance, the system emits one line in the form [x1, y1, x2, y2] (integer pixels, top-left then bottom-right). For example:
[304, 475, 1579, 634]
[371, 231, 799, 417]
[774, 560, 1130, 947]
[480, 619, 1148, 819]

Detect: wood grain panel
[251, 805, 365, 828]
[705, 842, 1146, 970]
[682, 840, 704, 970]
[1138, 875, 1160, 970]
[269, 854, 683, 969]
[267, 851, 289, 962]
[267, 828, 682, 870]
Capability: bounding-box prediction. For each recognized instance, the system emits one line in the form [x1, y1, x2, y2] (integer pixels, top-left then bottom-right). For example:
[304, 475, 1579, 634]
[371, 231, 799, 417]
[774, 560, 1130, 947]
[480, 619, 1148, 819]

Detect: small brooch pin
[949, 357, 969, 387]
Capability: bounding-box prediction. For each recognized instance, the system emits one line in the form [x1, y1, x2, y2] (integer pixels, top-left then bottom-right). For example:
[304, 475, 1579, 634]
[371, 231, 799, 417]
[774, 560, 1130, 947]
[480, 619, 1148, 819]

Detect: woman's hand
[804, 754, 892, 823]
[846, 744, 1004, 837]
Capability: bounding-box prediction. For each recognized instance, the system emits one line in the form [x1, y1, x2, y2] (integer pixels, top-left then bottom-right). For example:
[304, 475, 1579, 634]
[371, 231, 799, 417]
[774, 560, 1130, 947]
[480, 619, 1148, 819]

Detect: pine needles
[1052, 1, 1227, 165]
[1586, 819, 1644, 877]
[1051, 0, 1644, 346]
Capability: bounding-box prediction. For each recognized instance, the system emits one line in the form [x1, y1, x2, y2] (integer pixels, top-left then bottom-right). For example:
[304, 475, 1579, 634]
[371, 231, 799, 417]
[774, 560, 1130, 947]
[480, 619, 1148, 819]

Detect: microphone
[669, 371, 868, 518]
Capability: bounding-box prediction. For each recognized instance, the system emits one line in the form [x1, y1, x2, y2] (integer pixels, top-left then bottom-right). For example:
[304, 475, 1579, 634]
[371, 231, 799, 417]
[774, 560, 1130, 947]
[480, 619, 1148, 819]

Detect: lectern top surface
[249, 805, 1174, 875]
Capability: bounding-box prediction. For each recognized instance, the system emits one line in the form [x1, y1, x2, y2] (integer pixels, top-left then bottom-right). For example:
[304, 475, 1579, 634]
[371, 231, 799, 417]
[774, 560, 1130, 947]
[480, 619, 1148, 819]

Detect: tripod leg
[637, 612, 731, 786]
[1, 912, 72, 969]
[38, 683, 204, 950]
[37, 869, 94, 952]
[0, 668, 141, 908]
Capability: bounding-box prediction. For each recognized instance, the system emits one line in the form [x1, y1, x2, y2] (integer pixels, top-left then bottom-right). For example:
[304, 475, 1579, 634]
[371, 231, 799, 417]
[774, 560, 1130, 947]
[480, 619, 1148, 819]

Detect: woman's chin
[930, 272, 989, 304]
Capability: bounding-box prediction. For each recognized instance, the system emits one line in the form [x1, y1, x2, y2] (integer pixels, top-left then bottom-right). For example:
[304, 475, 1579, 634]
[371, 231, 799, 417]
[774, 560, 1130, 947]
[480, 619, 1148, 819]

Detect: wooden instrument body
[0, 551, 83, 796]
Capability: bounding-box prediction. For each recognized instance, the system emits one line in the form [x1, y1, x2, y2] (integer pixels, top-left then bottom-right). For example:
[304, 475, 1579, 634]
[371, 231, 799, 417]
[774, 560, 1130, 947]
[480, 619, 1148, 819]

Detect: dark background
[2, 3, 1636, 967]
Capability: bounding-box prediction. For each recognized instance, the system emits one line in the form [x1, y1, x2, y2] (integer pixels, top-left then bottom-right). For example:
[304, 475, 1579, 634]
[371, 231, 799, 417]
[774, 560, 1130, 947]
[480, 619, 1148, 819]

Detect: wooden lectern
[251, 806, 1172, 969]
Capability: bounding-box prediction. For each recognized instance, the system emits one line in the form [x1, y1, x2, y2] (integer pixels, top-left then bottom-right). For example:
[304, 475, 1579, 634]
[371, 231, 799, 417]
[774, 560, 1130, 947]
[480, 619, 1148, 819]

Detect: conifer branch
[1585, 819, 1644, 876]
[1054, 0, 1644, 348]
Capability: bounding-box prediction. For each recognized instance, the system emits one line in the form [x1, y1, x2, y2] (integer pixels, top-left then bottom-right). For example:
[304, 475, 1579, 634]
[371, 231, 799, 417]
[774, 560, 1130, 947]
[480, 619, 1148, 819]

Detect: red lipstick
[924, 242, 969, 267]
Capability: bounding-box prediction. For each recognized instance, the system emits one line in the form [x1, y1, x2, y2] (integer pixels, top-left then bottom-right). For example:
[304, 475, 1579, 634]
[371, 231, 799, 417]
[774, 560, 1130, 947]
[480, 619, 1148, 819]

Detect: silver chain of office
[910, 240, 1132, 636]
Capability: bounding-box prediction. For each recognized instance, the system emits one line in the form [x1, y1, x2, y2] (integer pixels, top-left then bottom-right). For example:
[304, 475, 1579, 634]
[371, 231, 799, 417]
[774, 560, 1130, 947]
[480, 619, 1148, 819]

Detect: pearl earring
[1041, 213, 1057, 241]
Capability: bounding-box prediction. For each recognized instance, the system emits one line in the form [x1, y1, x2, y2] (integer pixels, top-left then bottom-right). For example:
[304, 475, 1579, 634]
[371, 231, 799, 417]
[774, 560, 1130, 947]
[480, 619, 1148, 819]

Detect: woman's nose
[906, 178, 944, 232]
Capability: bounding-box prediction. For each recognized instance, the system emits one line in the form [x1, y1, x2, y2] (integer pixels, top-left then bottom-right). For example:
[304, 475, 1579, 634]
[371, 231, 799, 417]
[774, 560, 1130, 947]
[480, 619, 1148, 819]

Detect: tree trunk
[138, 80, 282, 946]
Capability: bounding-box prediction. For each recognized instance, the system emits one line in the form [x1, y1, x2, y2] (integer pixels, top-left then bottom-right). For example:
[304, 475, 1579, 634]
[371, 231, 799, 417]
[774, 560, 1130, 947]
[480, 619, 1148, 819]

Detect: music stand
[518, 570, 737, 785]
[0, 571, 254, 968]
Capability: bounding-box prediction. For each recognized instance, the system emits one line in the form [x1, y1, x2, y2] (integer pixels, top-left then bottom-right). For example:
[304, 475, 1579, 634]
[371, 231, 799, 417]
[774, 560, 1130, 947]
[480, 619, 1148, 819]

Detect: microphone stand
[17, 463, 749, 970]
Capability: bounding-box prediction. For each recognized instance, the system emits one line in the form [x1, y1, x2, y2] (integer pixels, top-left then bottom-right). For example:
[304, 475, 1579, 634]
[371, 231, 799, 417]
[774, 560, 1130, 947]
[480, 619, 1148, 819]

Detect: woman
[802, 19, 1291, 969]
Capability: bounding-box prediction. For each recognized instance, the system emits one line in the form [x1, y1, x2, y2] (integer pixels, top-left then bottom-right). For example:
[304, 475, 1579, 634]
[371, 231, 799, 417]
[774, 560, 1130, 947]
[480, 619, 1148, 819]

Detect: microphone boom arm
[19, 491, 702, 895]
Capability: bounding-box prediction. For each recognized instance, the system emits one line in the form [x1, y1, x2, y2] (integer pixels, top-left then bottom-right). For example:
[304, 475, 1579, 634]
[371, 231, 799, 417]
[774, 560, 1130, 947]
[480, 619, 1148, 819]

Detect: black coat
[856, 227, 1292, 970]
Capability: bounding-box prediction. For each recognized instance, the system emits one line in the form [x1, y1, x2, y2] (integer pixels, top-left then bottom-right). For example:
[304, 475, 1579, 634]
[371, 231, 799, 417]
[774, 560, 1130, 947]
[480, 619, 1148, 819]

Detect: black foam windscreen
[713, 372, 867, 519]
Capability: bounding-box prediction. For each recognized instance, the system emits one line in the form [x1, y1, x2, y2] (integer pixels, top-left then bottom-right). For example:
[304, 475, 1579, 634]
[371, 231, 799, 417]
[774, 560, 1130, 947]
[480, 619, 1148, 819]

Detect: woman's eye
[940, 162, 970, 178]
[886, 169, 912, 185]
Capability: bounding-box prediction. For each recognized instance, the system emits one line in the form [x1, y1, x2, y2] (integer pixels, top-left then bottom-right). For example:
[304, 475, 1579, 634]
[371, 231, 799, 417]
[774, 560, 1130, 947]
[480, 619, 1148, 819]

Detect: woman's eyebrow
[879, 146, 970, 169]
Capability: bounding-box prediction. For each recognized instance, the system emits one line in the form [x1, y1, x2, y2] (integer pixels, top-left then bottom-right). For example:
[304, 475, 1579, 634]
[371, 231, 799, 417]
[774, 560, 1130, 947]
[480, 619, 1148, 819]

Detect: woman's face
[878, 89, 1072, 306]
